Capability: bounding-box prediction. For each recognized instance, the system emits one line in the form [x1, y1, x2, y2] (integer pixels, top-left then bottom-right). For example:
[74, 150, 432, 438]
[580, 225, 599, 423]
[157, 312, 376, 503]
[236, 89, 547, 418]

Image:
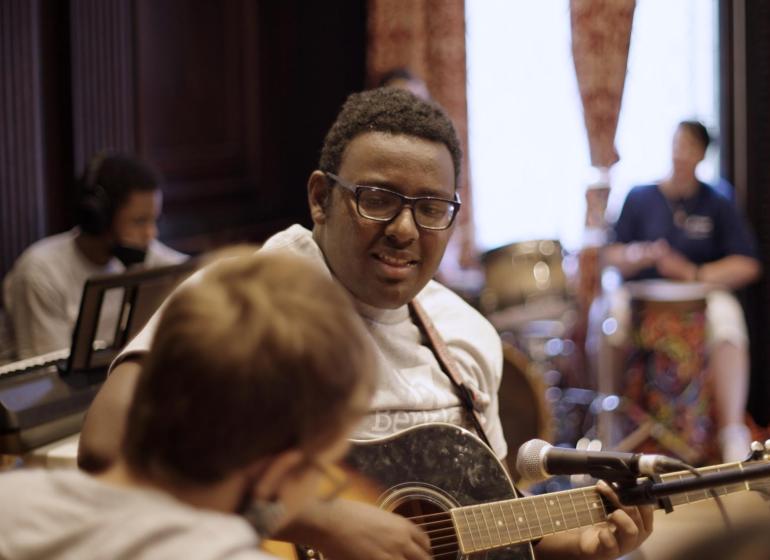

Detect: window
[466, 0, 720, 252]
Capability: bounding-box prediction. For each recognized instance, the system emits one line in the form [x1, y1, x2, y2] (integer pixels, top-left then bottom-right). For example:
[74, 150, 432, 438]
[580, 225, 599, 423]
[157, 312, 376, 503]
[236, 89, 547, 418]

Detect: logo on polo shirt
[684, 215, 713, 239]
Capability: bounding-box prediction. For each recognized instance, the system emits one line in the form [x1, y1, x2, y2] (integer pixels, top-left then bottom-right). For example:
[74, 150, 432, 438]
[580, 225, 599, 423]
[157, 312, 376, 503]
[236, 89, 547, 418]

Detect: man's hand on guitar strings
[308, 499, 431, 560]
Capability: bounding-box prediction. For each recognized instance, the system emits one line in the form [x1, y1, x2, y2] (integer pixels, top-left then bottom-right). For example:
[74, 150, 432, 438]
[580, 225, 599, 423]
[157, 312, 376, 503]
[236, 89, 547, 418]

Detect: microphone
[516, 439, 687, 483]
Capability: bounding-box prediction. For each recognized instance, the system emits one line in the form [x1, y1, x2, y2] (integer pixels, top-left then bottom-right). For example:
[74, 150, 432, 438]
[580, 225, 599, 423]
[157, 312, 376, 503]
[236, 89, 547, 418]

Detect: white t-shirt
[0, 469, 273, 560]
[119, 225, 507, 458]
[2, 229, 187, 359]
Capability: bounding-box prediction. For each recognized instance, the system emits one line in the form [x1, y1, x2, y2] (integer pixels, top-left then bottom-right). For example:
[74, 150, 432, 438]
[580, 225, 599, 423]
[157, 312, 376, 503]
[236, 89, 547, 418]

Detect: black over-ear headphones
[77, 152, 114, 235]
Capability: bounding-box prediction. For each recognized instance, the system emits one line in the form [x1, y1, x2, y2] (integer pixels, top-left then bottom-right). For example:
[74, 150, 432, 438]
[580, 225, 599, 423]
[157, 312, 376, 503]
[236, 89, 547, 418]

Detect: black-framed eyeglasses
[325, 172, 461, 231]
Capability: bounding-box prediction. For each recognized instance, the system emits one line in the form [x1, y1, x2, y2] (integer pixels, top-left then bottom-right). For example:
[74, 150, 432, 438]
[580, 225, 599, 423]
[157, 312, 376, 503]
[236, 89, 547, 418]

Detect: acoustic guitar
[265, 422, 770, 559]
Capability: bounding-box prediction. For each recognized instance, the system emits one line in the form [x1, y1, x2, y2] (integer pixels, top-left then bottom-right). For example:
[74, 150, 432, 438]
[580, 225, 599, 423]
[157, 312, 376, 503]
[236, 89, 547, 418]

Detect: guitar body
[288, 423, 534, 560]
[266, 422, 770, 559]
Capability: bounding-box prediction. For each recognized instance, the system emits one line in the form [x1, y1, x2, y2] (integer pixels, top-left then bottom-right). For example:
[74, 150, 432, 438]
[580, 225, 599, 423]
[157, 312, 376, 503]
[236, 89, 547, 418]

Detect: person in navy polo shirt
[603, 120, 761, 462]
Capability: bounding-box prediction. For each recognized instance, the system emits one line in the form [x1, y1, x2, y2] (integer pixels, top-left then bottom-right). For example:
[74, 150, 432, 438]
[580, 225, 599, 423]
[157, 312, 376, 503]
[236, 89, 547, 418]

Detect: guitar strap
[409, 299, 494, 451]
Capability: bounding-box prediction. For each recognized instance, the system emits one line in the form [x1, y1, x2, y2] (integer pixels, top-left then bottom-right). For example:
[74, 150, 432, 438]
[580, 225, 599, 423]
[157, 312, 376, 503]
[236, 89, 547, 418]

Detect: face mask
[112, 243, 147, 267]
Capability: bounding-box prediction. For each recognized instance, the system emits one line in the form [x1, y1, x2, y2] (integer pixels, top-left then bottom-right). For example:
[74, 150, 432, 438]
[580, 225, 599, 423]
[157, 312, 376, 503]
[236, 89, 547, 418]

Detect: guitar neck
[659, 461, 768, 508]
[451, 460, 770, 555]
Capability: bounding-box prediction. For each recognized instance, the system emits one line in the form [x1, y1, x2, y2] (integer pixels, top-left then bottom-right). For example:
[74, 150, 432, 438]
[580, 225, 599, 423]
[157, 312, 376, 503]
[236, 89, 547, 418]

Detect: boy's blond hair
[123, 250, 375, 484]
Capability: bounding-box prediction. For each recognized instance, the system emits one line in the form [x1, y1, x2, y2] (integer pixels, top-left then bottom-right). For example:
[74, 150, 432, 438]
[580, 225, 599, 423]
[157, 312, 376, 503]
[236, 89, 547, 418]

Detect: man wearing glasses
[81, 88, 652, 560]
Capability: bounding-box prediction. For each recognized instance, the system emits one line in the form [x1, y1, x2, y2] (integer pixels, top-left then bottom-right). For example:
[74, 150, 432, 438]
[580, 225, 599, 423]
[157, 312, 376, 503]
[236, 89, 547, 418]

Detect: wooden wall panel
[743, 1, 770, 425]
[135, 0, 256, 199]
[133, 0, 262, 247]
[38, 0, 76, 234]
[255, 1, 368, 228]
[69, 0, 136, 170]
[0, 1, 367, 275]
[723, 0, 770, 424]
[0, 0, 46, 279]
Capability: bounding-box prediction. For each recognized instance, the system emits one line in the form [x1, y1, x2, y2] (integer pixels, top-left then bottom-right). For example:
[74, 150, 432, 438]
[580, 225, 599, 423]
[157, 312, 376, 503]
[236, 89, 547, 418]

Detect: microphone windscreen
[516, 438, 550, 482]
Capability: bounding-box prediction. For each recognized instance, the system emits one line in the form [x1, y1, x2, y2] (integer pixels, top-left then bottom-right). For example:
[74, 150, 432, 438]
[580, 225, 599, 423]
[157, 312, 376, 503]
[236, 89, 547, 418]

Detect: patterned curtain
[570, 0, 635, 317]
[367, 0, 476, 269]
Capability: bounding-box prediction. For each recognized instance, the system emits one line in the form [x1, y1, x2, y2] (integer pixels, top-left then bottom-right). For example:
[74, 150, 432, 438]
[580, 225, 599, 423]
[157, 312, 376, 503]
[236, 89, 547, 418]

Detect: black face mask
[112, 243, 147, 267]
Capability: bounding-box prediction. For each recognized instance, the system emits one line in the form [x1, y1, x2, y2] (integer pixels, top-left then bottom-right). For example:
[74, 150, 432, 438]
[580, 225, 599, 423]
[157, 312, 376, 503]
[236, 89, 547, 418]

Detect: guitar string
[402, 506, 583, 524]
[426, 533, 457, 543]
[421, 525, 520, 544]
[430, 542, 526, 558]
[430, 546, 461, 557]
[413, 513, 596, 533]
[426, 534, 457, 543]
[409, 470, 770, 553]
[428, 531, 528, 557]
[398, 487, 598, 524]
[431, 538, 527, 557]
[420, 525, 455, 535]
[406, 518, 458, 551]
[429, 534, 459, 544]
[408, 511, 581, 554]
[416, 480, 767, 546]
[417, 521, 452, 528]
[415, 522, 454, 531]
[400, 511, 453, 522]
[412, 516, 570, 538]
[430, 541, 460, 549]
[406, 515, 452, 527]
[418, 521, 595, 546]
[422, 526, 457, 536]
[387, 467, 770, 557]
[410, 514, 591, 535]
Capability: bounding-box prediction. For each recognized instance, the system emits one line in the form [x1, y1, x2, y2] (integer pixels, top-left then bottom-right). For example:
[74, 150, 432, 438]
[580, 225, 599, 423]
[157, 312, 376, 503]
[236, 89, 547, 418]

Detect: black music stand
[64, 259, 198, 374]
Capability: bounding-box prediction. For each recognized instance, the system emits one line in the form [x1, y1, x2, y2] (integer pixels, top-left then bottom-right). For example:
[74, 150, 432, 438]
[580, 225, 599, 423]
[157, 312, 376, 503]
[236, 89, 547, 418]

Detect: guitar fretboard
[452, 486, 605, 553]
[663, 461, 767, 506]
[451, 459, 770, 555]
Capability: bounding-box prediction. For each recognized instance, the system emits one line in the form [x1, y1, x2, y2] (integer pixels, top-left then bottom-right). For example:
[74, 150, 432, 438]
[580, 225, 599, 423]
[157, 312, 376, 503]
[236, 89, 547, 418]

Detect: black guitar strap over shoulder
[409, 299, 494, 451]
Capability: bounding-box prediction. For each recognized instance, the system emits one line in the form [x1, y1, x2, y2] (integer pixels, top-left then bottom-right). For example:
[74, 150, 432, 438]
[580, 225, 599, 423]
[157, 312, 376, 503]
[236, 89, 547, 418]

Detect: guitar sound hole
[392, 494, 446, 519]
[388, 492, 462, 559]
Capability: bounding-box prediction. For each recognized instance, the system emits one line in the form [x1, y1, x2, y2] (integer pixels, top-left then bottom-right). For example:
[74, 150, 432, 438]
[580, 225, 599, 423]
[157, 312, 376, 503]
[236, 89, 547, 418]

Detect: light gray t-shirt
[119, 225, 507, 458]
[3, 229, 186, 359]
[0, 469, 274, 560]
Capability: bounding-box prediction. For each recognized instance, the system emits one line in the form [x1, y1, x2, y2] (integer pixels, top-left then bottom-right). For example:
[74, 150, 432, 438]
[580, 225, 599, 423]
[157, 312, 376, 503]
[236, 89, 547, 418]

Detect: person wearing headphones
[2, 152, 186, 360]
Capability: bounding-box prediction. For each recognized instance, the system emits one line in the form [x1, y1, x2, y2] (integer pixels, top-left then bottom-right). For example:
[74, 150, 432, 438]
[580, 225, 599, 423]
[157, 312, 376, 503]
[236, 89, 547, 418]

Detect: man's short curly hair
[319, 88, 462, 187]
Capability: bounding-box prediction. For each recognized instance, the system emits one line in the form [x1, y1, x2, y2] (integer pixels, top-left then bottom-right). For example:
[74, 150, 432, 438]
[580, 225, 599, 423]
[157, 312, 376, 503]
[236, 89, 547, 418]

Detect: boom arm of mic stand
[562, 456, 646, 481]
[616, 462, 770, 507]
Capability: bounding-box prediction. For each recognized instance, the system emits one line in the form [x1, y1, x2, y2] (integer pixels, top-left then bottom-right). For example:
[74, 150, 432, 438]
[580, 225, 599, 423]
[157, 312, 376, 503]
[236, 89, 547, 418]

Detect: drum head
[626, 279, 709, 302]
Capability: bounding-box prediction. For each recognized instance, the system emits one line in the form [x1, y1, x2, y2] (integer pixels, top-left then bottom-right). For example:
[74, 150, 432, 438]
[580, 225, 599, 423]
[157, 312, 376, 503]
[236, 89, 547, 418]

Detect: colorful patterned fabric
[570, 0, 635, 168]
[622, 298, 717, 464]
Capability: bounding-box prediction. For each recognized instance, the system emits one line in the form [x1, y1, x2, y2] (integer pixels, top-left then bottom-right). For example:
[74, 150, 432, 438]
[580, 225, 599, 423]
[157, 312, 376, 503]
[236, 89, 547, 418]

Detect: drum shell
[481, 240, 567, 311]
[498, 342, 553, 481]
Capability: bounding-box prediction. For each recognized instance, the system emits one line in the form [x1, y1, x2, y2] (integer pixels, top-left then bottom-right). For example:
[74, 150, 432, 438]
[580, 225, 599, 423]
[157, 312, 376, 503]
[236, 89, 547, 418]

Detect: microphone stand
[616, 461, 770, 506]
[567, 458, 648, 482]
